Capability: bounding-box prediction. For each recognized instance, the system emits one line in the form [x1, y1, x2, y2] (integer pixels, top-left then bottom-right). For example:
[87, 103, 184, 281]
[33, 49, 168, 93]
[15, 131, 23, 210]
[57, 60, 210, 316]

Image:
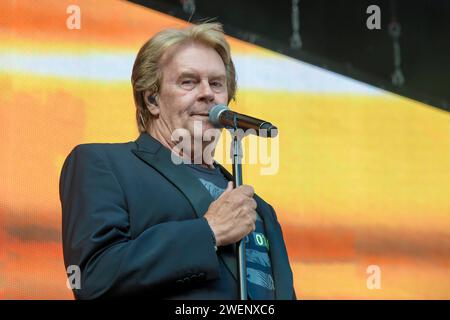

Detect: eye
[180, 79, 197, 89]
[210, 81, 225, 90]
[210, 81, 222, 87]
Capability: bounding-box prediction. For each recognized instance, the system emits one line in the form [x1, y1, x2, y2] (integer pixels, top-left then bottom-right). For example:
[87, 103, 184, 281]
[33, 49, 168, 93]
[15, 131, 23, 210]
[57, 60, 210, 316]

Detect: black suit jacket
[59, 133, 295, 299]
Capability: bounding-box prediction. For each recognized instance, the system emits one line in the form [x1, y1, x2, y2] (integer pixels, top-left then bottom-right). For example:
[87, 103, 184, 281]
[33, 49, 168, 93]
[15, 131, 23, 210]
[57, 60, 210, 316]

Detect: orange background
[0, 0, 449, 299]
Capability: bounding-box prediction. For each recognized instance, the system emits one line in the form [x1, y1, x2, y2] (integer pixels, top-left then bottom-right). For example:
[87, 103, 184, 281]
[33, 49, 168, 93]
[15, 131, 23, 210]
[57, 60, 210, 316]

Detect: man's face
[155, 42, 229, 141]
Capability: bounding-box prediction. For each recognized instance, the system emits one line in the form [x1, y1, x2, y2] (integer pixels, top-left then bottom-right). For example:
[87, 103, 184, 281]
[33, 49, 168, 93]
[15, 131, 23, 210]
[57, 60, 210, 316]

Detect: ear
[144, 90, 160, 116]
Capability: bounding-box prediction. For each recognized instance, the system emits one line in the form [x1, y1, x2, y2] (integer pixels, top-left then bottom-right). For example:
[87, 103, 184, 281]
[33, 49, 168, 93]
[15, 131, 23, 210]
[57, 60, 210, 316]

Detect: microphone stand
[231, 115, 247, 300]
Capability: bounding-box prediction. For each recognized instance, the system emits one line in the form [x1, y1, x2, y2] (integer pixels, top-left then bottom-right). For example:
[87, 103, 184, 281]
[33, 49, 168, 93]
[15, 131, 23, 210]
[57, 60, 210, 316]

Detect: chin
[190, 119, 214, 132]
[190, 124, 220, 140]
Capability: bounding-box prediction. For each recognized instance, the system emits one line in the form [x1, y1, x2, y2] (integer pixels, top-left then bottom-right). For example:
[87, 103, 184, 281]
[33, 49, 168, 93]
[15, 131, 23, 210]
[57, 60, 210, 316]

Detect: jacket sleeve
[59, 144, 220, 299]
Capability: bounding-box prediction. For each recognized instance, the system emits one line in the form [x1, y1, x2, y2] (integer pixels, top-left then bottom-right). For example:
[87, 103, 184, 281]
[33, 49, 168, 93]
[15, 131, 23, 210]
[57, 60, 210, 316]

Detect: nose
[197, 80, 214, 104]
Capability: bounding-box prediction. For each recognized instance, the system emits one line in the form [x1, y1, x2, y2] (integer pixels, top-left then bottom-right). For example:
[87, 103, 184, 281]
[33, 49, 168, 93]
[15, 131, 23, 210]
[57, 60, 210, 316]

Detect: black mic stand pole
[231, 115, 247, 300]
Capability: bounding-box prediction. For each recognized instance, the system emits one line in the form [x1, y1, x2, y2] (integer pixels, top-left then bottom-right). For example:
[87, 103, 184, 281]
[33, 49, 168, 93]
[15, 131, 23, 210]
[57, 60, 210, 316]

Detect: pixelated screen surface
[0, 0, 449, 299]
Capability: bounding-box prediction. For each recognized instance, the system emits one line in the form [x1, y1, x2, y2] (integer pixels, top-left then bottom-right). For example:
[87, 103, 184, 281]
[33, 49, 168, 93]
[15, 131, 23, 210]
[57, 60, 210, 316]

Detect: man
[59, 22, 295, 299]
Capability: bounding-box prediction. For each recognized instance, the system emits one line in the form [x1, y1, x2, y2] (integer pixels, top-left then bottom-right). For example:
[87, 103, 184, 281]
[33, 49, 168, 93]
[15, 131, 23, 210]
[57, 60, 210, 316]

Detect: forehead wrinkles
[159, 42, 226, 82]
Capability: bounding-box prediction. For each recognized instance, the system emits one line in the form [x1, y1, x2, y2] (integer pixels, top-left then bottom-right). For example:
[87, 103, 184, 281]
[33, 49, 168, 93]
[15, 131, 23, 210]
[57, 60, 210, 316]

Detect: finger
[237, 185, 254, 197]
[248, 220, 256, 233]
[225, 181, 234, 192]
[220, 181, 233, 197]
[249, 198, 257, 210]
[243, 198, 257, 211]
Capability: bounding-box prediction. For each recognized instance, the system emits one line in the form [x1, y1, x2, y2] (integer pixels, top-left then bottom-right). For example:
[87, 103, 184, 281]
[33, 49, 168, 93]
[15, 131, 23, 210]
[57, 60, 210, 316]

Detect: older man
[60, 23, 295, 299]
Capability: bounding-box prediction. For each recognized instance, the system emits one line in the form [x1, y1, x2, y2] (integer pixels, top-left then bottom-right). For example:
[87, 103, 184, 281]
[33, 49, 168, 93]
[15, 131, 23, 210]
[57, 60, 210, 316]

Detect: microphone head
[208, 104, 229, 127]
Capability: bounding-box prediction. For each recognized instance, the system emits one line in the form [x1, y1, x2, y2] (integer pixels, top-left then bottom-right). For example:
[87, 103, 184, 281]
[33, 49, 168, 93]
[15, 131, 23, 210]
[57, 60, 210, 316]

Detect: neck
[146, 127, 215, 169]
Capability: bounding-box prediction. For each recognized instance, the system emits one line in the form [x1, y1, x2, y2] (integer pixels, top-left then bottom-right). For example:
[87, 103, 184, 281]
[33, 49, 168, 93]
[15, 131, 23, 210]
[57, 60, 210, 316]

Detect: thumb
[223, 181, 234, 194]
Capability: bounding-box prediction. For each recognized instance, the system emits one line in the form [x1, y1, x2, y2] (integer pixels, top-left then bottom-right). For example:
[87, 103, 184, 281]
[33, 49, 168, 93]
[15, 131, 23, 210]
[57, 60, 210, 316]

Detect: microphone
[208, 104, 278, 137]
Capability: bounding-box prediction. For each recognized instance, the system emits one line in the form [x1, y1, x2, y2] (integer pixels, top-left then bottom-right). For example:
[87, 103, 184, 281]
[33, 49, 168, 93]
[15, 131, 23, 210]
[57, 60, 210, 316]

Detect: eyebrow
[177, 72, 197, 79]
[177, 71, 226, 81]
[210, 74, 227, 81]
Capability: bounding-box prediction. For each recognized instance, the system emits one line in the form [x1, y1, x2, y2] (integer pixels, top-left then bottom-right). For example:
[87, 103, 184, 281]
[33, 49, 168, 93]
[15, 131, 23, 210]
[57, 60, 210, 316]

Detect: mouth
[191, 113, 209, 117]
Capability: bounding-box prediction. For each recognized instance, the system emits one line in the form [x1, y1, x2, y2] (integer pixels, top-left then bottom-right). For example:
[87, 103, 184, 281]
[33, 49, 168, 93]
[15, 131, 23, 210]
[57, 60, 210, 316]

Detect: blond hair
[131, 22, 237, 132]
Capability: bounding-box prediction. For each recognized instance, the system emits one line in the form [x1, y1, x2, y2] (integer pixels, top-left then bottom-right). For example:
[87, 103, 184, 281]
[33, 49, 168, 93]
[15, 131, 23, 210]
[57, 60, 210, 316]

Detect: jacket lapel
[132, 133, 212, 219]
[257, 204, 294, 300]
[131, 134, 239, 282]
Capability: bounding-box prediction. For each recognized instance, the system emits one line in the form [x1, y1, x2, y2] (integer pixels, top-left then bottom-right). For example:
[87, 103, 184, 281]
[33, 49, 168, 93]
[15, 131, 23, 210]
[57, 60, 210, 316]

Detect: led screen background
[0, 0, 449, 299]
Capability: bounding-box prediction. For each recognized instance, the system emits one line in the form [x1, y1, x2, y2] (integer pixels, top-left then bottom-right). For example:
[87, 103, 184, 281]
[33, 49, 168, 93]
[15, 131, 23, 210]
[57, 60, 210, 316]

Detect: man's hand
[204, 181, 257, 247]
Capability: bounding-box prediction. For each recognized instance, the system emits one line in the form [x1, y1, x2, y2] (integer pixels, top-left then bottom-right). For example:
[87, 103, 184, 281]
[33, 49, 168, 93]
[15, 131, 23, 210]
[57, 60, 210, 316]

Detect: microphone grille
[208, 104, 229, 127]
